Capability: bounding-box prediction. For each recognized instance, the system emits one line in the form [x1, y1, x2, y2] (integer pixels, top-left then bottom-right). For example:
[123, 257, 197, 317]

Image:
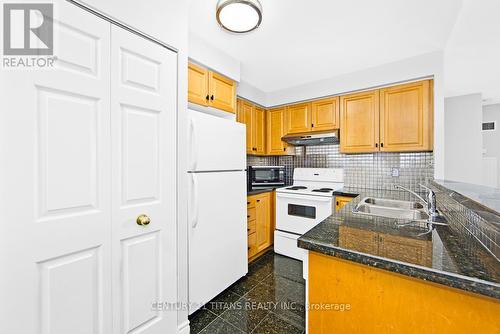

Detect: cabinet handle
[381, 143, 384, 148]
[248, 247, 251, 250]
[247, 215, 250, 218]
[375, 143, 378, 148]
[247, 228, 250, 231]
[247, 202, 250, 205]
[283, 148, 286, 151]
[205, 94, 209, 101]
[311, 123, 314, 128]
[336, 201, 339, 206]
[210, 95, 214, 100]
[256, 199, 260, 202]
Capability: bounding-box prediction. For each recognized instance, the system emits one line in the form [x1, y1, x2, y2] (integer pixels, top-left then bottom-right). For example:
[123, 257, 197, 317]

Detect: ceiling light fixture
[216, 0, 263, 33]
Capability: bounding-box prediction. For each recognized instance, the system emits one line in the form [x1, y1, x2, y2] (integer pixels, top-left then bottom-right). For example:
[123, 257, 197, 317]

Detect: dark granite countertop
[247, 187, 280, 196]
[298, 187, 500, 299]
[433, 179, 500, 214]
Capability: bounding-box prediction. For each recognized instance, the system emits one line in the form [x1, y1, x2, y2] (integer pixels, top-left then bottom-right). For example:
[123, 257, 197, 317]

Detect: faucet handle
[419, 184, 432, 192]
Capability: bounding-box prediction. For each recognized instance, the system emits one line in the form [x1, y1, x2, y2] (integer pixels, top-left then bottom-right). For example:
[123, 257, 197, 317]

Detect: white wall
[483, 104, 500, 187]
[78, 1, 190, 332]
[444, 0, 500, 104]
[237, 80, 267, 106]
[444, 94, 483, 185]
[189, 33, 240, 82]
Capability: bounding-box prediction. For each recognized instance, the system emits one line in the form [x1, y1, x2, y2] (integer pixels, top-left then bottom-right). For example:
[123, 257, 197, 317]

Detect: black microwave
[248, 166, 285, 189]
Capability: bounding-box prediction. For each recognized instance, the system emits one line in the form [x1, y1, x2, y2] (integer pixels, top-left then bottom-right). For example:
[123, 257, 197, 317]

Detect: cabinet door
[380, 80, 432, 152]
[188, 62, 208, 106]
[312, 97, 340, 131]
[255, 193, 272, 253]
[208, 71, 236, 113]
[236, 98, 245, 123]
[340, 90, 380, 153]
[286, 102, 312, 134]
[254, 107, 266, 155]
[242, 101, 255, 154]
[335, 196, 353, 212]
[267, 107, 287, 155]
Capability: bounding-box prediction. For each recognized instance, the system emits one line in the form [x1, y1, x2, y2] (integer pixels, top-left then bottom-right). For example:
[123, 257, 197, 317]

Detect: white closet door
[110, 26, 177, 334]
[0, 1, 112, 334]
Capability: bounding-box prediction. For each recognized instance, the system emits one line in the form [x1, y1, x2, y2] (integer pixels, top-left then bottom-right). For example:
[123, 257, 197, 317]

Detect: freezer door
[189, 110, 246, 172]
[188, 171, 247, 313]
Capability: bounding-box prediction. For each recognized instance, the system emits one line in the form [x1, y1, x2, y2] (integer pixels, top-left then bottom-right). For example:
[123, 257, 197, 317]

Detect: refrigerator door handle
[190, 118, 198, 171]
[191, 173, 199, 228]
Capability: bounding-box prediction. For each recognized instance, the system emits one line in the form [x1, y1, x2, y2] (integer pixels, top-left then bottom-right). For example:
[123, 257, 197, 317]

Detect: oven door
[276, 192, 333, 235]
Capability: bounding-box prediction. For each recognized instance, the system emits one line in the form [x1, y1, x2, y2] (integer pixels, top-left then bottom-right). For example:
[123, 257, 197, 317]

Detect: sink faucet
[393, 184, 439, 218]
[419, 184, 439, 218]
[393, 184, 427, 206]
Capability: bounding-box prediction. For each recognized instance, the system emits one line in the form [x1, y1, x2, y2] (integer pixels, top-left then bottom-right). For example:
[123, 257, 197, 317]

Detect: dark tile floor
[189, 250, 306, 334]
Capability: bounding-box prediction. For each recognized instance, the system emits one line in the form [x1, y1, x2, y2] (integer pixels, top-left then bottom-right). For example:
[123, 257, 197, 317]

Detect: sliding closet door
[0, 1, 112, 333]
[110, 26, 177, 334]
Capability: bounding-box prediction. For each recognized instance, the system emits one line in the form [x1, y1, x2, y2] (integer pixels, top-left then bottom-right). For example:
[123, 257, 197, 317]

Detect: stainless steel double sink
[352, 197, 430, 222]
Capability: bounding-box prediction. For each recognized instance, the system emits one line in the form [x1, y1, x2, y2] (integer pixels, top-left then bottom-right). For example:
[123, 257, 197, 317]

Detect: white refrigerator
[188, 110, 248, 314]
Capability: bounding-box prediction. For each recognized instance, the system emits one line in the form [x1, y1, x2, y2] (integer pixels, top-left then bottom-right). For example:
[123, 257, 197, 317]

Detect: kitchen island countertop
[298, 187, 500, 299]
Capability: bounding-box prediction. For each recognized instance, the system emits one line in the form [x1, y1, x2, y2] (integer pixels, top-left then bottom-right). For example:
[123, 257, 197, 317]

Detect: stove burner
[286, 186, 307, 190]
[311, 188, 334, 193]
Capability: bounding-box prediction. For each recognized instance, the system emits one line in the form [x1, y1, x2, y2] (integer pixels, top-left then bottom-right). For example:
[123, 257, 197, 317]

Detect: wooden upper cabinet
[187, 62, 236, 113]
[379, 80, 432, 152]
[267, 107, 287, 155]
[236, 98, 245, 123]
[188, 63, 209, 106]
[242, 101, 255, 154]
[311, 97, 340, 131]
[254, 107, 266, 155]
[340, 90, 380, 153]
[209, 71, 236, 113]
[286, 102, 312, 134]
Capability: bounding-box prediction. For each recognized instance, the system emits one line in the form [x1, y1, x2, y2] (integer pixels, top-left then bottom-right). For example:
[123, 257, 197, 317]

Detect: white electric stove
[274, 168, 344, 261]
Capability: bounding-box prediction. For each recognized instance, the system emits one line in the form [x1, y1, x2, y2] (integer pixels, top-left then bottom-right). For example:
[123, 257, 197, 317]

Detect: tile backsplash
[247, 144, 434, 191]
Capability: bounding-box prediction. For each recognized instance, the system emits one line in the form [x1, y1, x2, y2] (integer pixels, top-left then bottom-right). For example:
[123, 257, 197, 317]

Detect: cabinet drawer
[247, 196, 256, 208]
[247, 219, 256, 235]
[247, 207, 256, 221]
[248, 232, 257, 258]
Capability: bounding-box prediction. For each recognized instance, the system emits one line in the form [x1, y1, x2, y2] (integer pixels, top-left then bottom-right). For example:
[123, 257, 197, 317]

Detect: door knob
[136, 214, 151, 226]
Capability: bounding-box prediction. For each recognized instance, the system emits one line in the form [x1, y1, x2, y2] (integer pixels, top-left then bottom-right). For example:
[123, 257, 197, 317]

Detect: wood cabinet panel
[286, 102, 312, 134]
[248, 232, 257, 258]
[242, 101, 255, 154]
[209, 71, 236, 113]
[340, 90, 380, 153]
[308, 252, 500, 334]
[254, 107, 266, 155]
[311, 97, 340, 131]
[255, 193, 272, 253]
[380, 80, 432, 152]
[236, 98, 245, 123]
[267, 107, 287, 155]
[247, 219, 256, 235]
[188, 62, 208, 106]
[335, 196, 353, 212]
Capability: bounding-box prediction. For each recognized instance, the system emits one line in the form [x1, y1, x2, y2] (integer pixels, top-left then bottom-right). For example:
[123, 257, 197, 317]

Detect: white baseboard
[178, 320, 190, 334]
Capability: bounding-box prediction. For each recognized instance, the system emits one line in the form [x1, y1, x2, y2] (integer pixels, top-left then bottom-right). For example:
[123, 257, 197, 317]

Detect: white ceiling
[189, 0, 462, 93]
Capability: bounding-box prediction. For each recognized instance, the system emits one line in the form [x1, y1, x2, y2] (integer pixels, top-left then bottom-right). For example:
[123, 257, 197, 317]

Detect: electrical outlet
[391, 168, 400, 177]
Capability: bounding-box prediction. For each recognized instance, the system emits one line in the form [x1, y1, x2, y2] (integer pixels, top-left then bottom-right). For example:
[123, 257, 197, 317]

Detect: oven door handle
[276, 193, 332, 202]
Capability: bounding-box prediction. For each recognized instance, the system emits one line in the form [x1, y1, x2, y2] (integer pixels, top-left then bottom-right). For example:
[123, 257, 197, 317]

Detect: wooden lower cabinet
[335, 195, 354, 211]
[247, 191, 274, 261]
[308, 252, 500, 334]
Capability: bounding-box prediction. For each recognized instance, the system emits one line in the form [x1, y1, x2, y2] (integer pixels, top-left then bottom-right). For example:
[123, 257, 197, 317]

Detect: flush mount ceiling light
[216, 0, 263, 33]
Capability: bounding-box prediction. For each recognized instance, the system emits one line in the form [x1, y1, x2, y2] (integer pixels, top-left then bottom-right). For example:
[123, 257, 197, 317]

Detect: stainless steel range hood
[282, 131, 339, 146]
